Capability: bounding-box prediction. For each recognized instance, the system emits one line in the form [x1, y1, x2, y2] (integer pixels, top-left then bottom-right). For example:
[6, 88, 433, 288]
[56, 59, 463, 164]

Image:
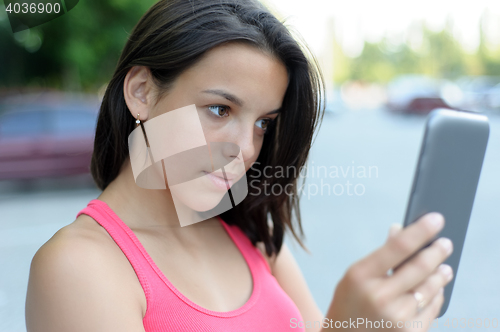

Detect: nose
[228, 122, 255, 164]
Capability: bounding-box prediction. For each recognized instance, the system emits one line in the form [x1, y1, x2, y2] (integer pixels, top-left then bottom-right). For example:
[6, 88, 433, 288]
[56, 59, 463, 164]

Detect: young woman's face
[151, 42, 289, 170]
[128, 42, 289, 218]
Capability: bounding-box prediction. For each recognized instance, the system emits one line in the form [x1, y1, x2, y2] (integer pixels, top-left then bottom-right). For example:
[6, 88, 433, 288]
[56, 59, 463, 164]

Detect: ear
[123, 66, 155, 122]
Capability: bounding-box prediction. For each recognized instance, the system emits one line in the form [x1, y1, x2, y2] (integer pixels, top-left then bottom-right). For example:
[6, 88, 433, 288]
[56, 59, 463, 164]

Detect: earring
[136, 113, 150, 147]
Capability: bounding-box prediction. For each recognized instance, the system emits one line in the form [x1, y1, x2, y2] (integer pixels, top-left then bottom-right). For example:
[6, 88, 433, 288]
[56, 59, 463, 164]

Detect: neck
[97, 157, 186, 229]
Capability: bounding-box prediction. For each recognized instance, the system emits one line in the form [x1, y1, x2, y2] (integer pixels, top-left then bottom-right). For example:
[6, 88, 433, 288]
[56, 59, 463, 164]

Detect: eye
[255, 118, 271, 131]
[208, 105, 230, 118]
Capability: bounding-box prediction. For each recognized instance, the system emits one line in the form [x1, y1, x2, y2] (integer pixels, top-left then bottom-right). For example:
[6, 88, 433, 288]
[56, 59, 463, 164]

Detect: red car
[386, 75, 454, 115]
[0, 92, 100, 180]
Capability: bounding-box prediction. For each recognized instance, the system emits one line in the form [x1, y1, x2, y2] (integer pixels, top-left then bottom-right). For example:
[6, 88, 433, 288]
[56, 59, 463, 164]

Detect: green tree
[331, 16, 499, 84]
[0, 0, 158, 91]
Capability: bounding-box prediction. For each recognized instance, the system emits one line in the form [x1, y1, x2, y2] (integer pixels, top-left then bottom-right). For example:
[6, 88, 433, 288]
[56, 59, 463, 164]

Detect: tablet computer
[402, 108, 489, 317]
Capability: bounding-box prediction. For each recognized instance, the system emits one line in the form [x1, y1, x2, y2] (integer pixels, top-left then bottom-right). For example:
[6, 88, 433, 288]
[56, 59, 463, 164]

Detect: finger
[386, 224, 403, 276]
[388, 238, 453, 295]
[387, 223, 403, 240]
[413, 287, 445, 330]
[411, 264, 453, 302]
[383, 264, 452, 320]
[392, 288, 445, 332]
[382, 289, 443, 332]
[355, 212, 444, 277]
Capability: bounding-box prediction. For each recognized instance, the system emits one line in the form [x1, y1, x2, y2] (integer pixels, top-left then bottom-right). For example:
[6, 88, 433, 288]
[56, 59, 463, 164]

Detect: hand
[323, 212, 453, 331]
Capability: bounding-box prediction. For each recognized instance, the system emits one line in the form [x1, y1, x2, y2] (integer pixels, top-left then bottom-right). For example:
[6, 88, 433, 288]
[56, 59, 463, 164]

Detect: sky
[263, 0, 500, 58]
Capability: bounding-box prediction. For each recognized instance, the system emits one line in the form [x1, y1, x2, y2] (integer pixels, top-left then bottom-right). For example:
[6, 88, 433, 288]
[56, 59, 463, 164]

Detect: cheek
[196, 111, 265, 170]
[196, 108, 232, 142]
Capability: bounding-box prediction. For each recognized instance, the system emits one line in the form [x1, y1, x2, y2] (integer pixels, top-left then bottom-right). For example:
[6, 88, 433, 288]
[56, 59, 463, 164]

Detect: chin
[175, 189, 227, 212]
[168, 175, 231, 224]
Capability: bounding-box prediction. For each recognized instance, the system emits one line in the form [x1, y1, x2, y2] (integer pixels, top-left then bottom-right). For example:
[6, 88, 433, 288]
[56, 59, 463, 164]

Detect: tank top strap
[216, 216, 272, 275]
[76, 198, 153, 304]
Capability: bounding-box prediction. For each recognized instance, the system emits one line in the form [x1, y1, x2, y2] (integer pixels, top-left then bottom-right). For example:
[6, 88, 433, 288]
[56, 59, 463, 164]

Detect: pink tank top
[76, 199, 305, 332]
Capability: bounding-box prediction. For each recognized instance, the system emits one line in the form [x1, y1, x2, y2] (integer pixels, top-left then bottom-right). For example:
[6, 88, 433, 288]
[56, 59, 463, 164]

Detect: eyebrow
[201, 89, 281, 115]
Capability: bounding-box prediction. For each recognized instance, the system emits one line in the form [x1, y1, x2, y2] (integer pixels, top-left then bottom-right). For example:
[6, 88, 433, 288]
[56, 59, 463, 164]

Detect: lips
[202, 171, 232, 190]
[202, 168, 244, 191]
[208, 170, 238, 180]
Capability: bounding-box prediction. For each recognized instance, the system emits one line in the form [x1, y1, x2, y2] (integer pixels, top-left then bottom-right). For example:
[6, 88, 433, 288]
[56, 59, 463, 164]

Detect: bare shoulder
[25, 215, 146, 332]
[29, 214, 112, 275]
[38, 214, 113, 255]
[29, 214, 123, 283]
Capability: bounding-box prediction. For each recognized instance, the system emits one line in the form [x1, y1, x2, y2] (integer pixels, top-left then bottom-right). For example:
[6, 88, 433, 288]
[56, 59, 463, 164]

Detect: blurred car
[486, 83, 500, 111]
[386, 75, 453, 115]
[340, 81, 387, 111]
[455, 76, 500, 112]
[0, 92, 100, 180]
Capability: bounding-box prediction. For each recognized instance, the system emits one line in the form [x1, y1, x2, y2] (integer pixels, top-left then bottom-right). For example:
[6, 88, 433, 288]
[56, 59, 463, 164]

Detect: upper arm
[265, 243, 324, 332]
[25, 228, 146, 332]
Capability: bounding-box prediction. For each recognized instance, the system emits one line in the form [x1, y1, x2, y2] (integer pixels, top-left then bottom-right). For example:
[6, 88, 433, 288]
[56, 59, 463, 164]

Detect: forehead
[191, 42, 285, 75]
[171, 42, 289, 105]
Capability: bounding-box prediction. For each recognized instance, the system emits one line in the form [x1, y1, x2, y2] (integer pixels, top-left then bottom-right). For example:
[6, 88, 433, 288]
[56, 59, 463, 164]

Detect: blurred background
[0, 0, 499, 331]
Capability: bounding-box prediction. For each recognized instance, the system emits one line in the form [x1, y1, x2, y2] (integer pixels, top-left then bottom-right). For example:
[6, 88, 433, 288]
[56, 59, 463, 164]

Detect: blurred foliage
[1, 1, 499, 90]
[333, 17, 500, 84]
[0, 0, 157, 91]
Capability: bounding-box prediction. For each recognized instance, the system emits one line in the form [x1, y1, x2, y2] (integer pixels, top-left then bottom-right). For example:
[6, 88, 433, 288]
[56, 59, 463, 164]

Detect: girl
[25, 0, 453, 331]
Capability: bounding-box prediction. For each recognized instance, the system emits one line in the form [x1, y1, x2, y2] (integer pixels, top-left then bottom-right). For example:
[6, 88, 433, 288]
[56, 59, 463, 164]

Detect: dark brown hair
[91, 0, 325, 256]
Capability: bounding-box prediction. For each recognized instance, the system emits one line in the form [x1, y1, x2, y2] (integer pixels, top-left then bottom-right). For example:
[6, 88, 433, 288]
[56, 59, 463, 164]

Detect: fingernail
[439, 264, 453, 281]
[436, 237, 453, 255]
[425, 212, 444, 231]
[388, 224, 402, 238]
